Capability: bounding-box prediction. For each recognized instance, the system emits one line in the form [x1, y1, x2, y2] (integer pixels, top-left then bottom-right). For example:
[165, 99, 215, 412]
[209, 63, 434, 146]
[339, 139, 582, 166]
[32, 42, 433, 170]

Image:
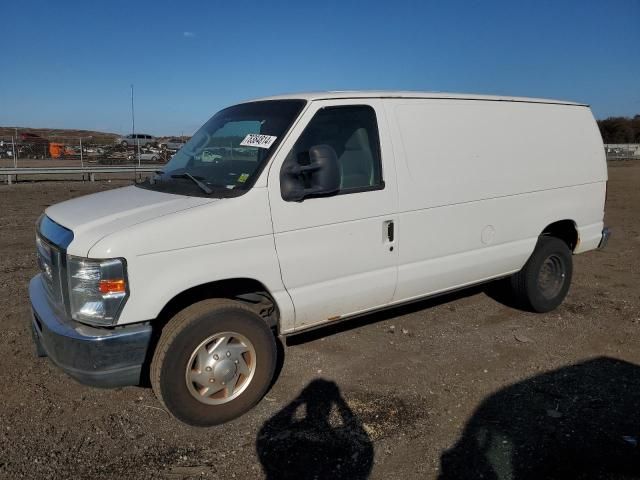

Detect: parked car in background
[200, 149, 223, 162]
[116, 134, 156, 148]
[0, 141, 14, 158]
[128, 151, 161, 162]
[161, 138, 186, 151]
[19, 133, 49, 158]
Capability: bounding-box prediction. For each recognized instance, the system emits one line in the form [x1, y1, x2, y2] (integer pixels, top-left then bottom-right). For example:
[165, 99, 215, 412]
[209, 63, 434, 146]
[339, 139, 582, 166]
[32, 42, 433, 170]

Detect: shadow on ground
[439, 357, 640, 480]
[256, 379, 374, 479]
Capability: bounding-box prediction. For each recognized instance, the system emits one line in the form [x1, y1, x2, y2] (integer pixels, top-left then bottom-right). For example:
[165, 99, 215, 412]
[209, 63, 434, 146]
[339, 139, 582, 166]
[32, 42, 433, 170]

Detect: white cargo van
[29, 91, 609, 425]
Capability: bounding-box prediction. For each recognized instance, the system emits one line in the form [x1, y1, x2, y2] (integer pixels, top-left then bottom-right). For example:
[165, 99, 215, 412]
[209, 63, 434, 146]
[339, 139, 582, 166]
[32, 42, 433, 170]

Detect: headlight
[67, 256, 128, 325]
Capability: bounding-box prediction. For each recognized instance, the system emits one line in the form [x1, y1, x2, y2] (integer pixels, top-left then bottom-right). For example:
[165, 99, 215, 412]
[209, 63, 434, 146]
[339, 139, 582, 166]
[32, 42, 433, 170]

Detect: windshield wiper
[170, 172, 213, 194]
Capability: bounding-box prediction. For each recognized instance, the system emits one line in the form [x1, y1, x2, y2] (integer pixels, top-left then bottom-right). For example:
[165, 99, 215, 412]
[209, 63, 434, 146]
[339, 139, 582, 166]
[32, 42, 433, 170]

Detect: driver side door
[267, 100, 399, 330]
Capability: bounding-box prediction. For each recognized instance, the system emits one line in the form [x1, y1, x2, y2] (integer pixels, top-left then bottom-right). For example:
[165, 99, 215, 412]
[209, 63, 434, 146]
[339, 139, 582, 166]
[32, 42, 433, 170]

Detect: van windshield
[137, 100, 306, 198]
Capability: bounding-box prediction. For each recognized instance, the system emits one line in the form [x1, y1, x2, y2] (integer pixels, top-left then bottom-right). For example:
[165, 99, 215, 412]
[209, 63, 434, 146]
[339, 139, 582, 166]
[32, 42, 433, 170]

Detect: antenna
[131, 84, 135, 139]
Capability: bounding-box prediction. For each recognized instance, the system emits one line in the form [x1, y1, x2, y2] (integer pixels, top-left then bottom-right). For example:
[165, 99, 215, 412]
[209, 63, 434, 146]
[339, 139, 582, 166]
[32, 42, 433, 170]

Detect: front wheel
[510, 236, 573, 313]
[150, 299, 277, 426]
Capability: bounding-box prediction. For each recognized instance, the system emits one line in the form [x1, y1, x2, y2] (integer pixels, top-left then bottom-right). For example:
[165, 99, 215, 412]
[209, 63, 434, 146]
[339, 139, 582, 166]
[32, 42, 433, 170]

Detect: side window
[285, 105, 383, 192]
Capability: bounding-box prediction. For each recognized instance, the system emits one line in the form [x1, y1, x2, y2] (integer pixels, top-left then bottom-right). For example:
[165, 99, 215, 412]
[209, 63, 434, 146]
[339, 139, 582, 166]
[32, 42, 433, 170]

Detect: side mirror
[280, 144, 340, 202]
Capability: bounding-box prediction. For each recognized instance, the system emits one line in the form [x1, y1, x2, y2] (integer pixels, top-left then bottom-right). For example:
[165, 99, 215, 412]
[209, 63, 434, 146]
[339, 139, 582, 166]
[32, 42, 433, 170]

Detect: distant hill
[0, 127, 119, 144]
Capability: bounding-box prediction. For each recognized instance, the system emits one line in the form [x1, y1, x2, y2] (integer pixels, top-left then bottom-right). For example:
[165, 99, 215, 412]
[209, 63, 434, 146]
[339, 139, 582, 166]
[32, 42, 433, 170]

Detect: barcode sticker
[240, 134, 277, 149]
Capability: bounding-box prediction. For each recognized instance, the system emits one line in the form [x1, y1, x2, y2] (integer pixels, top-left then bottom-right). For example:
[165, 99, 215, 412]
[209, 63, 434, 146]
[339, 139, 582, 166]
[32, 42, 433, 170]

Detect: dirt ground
[0, 162, 639, 480]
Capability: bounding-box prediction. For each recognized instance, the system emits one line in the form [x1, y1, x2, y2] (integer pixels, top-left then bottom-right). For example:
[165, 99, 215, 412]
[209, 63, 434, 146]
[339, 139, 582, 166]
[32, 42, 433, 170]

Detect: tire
[510, 236, 573, 313]
[151, 299, 277, 426]
[151, 156, 158, 162]
[121, 141, 128, 148]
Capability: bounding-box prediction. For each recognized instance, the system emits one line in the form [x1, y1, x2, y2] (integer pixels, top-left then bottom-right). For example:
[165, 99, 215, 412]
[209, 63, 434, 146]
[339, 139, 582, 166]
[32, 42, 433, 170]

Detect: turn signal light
[99, 279, 126, 294]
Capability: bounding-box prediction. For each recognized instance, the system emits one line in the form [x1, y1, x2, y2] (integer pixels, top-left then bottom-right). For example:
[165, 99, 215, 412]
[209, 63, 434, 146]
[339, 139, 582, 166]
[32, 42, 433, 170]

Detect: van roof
[244, 91, 587, 107]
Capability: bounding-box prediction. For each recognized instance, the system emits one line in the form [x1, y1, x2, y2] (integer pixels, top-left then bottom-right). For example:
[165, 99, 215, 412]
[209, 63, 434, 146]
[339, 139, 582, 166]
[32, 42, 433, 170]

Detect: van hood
[45, 186, 215, 256]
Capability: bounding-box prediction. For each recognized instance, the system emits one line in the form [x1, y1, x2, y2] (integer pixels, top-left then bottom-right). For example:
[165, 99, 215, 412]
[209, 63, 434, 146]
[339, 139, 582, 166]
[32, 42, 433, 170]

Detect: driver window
[285, 105, 383, 192]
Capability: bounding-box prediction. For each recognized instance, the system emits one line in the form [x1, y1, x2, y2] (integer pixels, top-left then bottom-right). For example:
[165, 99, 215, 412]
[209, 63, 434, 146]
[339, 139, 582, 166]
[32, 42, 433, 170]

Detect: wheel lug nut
[234, 360, 238, 364]
[205, 367, 212, 372]
[213, 354, 219, 360]
[226, 351, 231, 357]
[209, 378, 215, 383]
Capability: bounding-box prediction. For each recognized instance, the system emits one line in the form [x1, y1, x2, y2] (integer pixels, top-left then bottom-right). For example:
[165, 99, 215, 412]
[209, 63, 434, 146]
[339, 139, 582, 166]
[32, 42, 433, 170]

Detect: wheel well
[541, 220, 578, 251]
[155, 278, 280, 333]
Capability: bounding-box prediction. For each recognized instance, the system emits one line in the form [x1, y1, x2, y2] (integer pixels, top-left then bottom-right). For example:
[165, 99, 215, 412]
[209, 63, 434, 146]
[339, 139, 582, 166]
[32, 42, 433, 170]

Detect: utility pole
[131, 84, 141, 166]
[131, 84, 135, 141]
[14, 128, 18, 167]
[11, 135, 17, 168]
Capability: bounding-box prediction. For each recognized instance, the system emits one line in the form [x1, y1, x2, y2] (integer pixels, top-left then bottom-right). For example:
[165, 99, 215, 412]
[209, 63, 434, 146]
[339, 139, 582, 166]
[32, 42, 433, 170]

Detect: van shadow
[439, 357, 640, 480]
[256, 379, 374, 480]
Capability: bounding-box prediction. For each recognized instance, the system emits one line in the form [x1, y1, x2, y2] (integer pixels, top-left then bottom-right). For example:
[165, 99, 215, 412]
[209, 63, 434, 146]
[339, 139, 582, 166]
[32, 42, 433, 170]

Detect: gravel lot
[0, 162, 639, 479]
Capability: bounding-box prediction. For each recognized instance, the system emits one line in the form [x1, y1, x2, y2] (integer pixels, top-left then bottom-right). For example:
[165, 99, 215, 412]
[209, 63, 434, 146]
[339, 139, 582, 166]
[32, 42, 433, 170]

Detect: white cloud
[183, 31, 195, 38]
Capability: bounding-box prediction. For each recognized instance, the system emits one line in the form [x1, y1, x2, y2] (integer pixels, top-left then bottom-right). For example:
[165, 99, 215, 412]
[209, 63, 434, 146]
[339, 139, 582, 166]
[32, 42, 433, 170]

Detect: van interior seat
[339, 128, 374, 189]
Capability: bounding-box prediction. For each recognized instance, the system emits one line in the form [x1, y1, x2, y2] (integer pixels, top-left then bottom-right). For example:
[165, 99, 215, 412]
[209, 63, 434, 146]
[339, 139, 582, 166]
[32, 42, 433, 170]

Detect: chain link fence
[0, 133, 175, 168]
[604, 144, 640, 161]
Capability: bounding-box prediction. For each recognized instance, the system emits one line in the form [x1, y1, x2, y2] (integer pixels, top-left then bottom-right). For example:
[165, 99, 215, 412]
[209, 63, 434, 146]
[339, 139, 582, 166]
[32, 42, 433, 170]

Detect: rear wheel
[510, 236, 572, 313]
[151, 299, 277, 426]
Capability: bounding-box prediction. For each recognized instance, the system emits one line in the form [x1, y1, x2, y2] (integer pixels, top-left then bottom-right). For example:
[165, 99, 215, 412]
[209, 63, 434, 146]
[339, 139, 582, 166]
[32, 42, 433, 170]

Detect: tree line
[597, 115, 640, 144]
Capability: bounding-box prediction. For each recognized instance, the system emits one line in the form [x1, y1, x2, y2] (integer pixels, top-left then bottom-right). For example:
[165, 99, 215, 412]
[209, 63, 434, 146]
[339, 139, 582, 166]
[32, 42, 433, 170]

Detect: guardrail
[1, 166, 159, 184]
[606, 154, 640, 161]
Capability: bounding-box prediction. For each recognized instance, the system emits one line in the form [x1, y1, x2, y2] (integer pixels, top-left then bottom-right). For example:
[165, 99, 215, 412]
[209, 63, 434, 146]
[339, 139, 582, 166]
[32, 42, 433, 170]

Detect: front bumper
[29, 275, 152, 388]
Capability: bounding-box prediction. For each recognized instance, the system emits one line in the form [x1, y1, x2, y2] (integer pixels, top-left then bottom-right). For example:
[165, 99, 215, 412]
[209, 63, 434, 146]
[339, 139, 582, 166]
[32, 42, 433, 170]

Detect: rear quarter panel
[386, 98, 606, 302]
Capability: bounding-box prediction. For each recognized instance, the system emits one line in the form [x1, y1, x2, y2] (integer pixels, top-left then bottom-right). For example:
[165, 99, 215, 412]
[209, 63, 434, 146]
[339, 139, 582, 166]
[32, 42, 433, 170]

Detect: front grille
[35, 215, 74, 314]
[36, 234, 64, 308]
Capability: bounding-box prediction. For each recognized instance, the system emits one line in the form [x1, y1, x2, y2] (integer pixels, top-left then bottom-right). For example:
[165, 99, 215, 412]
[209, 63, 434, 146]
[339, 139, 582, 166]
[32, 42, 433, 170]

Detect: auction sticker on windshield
[240, 134, 277, 149]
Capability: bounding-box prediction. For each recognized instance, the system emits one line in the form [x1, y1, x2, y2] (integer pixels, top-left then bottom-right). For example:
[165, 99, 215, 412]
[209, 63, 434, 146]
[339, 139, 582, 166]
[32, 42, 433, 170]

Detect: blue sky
[1, 0, 638, 136]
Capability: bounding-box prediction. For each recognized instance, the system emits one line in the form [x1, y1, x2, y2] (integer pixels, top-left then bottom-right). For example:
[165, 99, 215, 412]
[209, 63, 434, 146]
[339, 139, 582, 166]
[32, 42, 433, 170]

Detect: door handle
[385, 220, 394, 242]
